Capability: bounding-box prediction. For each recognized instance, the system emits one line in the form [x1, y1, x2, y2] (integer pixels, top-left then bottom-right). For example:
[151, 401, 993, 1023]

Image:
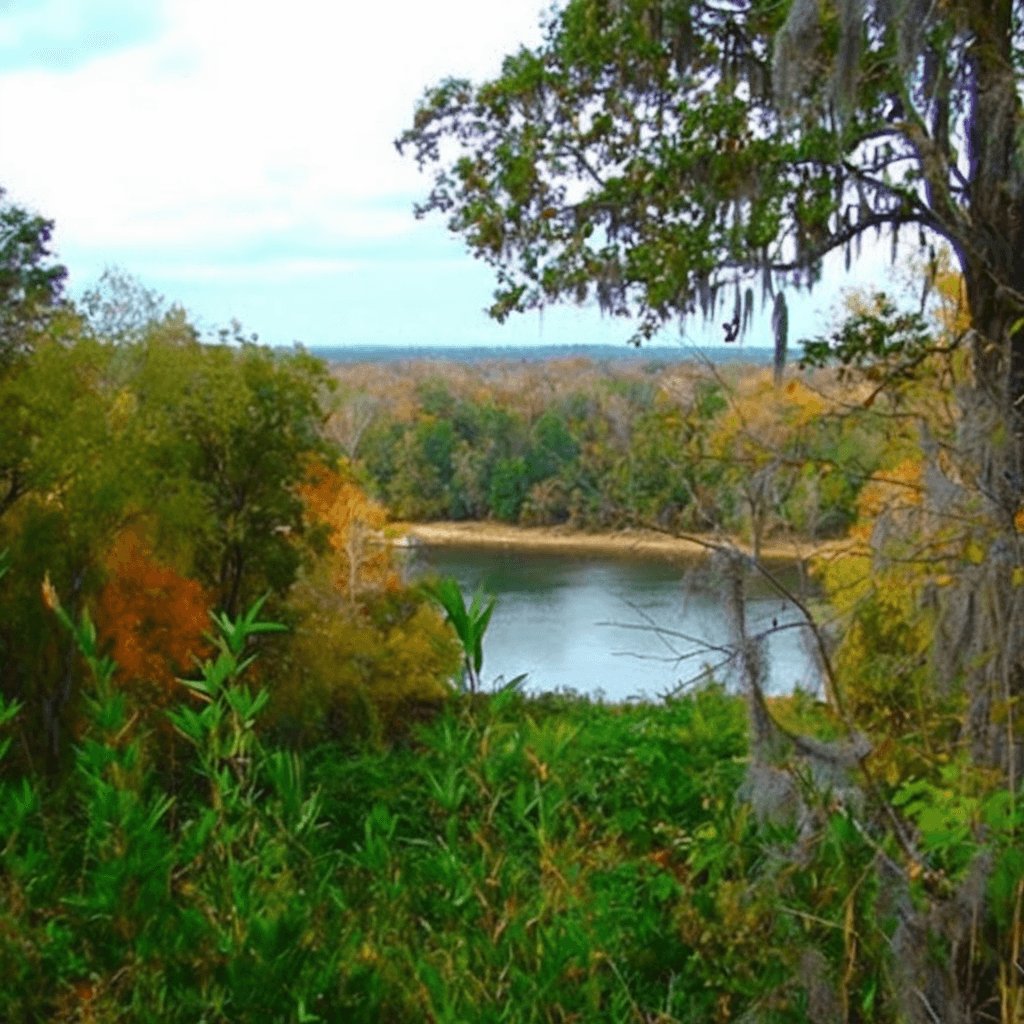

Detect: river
[405, 544, 823, 703]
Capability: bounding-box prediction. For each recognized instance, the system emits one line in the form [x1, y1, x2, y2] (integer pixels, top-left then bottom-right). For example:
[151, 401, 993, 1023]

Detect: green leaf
[166, 705, 209, 745]
[0, 693, 23, 729]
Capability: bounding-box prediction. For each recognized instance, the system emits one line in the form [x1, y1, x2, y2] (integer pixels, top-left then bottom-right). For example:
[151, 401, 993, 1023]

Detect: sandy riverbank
[389, 520, 853, 563]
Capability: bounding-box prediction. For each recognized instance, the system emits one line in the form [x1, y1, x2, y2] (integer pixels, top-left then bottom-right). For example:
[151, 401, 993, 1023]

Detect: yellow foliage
[299, 460, 399, 602]
[783, 377, 828, 419]
[814, 468, 973, 783]
[816, 550, 957, 781]
[855, 458, 923, 519]
[265, 563, 462, 746]
[814, 549, 874, 611]
[710, 370, 846, 469]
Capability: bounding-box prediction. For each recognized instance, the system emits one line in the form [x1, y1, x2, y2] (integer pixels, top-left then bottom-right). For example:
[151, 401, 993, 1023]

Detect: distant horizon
[298, 341, 778, 365]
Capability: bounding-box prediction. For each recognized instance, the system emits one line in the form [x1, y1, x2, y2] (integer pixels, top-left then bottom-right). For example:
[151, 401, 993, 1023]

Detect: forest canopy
[0, 197, 462, 775]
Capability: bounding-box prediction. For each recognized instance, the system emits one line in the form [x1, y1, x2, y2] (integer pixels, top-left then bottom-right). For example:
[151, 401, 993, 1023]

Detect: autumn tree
[705, 369, 876, 557]
[94, 525, 214, 714]
[0, 295, 338, 772]
[299, 460, 397, 604]
[264, 462, 459, 748]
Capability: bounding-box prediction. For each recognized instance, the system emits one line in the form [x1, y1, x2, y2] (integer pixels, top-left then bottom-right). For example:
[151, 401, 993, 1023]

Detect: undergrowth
[0, 590, 786, 1023]
[2, 591, 1021, 1022]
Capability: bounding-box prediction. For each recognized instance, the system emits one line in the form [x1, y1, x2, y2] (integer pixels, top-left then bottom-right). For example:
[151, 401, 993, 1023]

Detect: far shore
[387, 520, 855, 564]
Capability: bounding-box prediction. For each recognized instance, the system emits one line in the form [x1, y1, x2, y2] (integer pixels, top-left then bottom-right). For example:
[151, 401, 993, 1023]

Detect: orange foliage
[856, 458, 924, 519]
[299, 461, 399, 601]
[95, 527, 213, 706]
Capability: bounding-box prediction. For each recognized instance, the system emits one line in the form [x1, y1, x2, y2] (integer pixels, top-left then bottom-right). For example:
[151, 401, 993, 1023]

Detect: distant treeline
[328, 356, 886, 547]
[303, 343, 777, 366]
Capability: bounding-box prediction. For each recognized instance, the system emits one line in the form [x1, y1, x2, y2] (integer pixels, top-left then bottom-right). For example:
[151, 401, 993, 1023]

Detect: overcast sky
[0, 0, 910, 351]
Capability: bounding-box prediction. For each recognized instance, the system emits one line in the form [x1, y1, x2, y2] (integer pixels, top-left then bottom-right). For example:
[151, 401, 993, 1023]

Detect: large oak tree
[401, 7, 1024, 1014]
[399, 0, 1023, 403]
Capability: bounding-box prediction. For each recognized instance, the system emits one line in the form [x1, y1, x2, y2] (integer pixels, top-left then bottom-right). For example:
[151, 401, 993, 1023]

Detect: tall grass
[0, 589, 773, 1022]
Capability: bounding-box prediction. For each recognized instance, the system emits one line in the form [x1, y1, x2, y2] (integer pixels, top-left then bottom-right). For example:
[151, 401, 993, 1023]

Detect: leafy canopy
[399, 0, 1024, 392]
[0, 188, 68, 370]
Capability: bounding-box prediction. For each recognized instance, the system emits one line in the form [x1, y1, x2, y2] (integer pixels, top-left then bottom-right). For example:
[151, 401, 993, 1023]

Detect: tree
[95, 526, 214, 704]
[398, 0, 1022, 422]
[132, 329, 337, 618]
[324, 386, 382, 461]
[268, 468, 459, 746]
[0, 328, 155, 769]
[0, 188, 68, 370]
[77, 265, 167, 344]
[298, 461, 396, 605]
[705, 370, 869, 557]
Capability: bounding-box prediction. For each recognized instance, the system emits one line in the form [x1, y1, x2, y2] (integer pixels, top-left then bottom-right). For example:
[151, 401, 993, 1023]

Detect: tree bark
[961, 0, 1024, 416]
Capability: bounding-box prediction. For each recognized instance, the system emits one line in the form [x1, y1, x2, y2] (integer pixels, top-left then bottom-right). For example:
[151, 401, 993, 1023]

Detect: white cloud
[0, 0, 547, 272]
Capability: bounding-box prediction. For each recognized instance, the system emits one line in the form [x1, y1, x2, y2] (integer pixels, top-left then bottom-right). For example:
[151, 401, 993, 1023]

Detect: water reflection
[406, 545, 823, 704]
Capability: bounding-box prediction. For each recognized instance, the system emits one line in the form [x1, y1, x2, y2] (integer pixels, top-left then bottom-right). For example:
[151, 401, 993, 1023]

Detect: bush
[263, 569, 461, 750]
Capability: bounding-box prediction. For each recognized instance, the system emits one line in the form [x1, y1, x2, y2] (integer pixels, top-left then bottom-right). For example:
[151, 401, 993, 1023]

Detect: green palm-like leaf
[471, 595, 496, 677]
[423, 577, 497, 692]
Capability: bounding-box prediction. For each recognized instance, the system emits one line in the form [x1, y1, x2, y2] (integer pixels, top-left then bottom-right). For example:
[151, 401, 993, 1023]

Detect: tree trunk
[961, 0, 1024, 421]
[947, 281, 1024, 779]
[938, 1, 1024, 782]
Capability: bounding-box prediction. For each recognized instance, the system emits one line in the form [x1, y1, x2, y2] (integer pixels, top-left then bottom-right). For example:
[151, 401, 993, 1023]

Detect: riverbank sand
[389, 521, 854, 563]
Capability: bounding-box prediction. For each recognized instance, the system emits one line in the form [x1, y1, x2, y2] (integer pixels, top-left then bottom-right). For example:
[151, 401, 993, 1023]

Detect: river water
[405, 545, 823, 703]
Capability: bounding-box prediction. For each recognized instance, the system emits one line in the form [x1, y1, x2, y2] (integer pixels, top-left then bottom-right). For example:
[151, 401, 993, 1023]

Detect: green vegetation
[6, 567, 1022, 1021]
[1, 586, 765, 1022]
[421, 577, 497, 695]
[341, 357, 886, 544]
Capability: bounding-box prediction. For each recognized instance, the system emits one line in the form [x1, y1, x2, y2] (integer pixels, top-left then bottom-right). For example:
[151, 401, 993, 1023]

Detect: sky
[0, 0, 917, 352]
